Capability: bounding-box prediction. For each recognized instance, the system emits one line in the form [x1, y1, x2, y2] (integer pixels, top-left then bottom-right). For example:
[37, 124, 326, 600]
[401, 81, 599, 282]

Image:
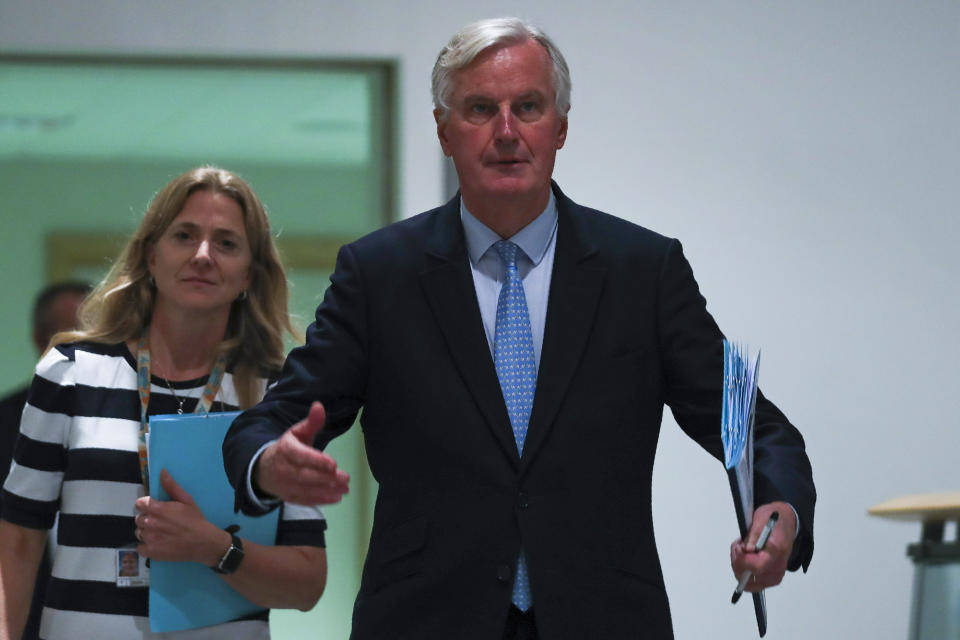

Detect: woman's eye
[219, 236, 247, 252]
[173, 230, 191, 241]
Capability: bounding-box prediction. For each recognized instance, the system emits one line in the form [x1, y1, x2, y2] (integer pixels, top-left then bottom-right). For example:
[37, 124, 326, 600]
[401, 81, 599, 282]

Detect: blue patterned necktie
[493, 240, 536, 611]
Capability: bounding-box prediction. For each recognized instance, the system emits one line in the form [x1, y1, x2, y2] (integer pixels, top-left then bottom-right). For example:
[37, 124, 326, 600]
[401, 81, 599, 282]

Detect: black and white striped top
[1, 341, 326, 640]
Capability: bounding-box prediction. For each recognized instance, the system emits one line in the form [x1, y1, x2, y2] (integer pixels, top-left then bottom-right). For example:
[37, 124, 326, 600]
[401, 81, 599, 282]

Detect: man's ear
[434, 108, 453, 157]
[556, 115, 568, 150]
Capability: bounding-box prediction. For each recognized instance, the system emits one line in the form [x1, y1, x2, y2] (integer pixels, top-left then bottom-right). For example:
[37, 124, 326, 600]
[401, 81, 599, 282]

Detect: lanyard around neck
[135, 327, 228, 494]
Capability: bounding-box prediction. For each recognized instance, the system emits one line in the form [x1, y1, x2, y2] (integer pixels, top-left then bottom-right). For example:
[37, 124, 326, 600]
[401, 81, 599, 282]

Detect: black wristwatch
[211, 528, 244, 575]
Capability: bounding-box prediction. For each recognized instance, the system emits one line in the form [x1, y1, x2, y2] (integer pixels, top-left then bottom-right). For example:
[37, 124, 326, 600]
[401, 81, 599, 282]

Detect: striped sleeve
[276, 502, 327, 547]
[1, 346, 75, 529]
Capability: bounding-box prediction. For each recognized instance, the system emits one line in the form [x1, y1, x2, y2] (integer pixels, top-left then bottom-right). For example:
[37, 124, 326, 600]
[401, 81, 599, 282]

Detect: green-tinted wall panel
[0, 56, 394, 639]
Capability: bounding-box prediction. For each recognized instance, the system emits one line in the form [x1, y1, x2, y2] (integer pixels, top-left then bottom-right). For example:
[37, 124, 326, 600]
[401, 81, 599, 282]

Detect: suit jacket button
[497, 565, 512, 582]
[517, 492, 529, 509]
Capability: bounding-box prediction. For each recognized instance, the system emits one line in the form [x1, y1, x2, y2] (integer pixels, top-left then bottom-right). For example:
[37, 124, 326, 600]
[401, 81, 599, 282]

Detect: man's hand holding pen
[730, 501, 797, 597]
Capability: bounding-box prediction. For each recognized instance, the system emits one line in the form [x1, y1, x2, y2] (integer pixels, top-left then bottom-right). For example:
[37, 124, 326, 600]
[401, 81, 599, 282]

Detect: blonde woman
[0, 167, 327, 639]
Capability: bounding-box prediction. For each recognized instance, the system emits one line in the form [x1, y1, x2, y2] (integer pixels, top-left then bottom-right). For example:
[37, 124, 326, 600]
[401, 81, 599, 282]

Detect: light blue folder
[147, 411, 279, 632]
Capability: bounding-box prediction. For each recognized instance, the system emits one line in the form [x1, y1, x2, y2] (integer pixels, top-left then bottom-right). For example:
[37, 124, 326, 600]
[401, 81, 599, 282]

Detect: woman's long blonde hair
[53, 166, 295, 408]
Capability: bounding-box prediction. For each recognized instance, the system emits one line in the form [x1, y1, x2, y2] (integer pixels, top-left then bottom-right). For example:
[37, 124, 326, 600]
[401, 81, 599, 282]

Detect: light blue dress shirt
[460, 192, 559, 369]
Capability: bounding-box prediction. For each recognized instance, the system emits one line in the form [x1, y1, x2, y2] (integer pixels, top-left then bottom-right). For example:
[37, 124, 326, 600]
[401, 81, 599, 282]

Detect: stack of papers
[720, 340, 768, 636]
[722, 340, 760, 528]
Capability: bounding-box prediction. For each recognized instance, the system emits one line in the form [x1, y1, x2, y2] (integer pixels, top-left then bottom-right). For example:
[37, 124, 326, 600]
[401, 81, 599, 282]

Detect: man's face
[33, 291, 86, 354]
[435, 39, 567, 212]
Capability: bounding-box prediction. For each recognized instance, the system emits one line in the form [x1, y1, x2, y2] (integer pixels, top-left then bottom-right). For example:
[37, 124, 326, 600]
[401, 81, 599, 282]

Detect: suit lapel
[418, 187, 607, 470]
[419, 198, 521, 465]
[521, 186, 606, 471]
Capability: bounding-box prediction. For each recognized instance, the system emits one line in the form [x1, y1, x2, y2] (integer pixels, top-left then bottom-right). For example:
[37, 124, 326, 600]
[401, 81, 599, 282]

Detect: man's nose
[494, 106, 518, 143]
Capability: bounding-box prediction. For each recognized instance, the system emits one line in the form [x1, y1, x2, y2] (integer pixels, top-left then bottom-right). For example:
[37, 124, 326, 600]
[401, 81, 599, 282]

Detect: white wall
[3, 1, 958, 637]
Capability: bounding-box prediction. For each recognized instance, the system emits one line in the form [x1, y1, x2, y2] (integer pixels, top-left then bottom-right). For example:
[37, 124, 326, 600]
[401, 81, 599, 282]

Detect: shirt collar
[460, 191, 558, 266]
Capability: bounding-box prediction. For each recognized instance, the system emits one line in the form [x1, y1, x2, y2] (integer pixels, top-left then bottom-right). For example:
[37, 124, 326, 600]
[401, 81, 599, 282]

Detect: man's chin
[478, 176, 539, 198]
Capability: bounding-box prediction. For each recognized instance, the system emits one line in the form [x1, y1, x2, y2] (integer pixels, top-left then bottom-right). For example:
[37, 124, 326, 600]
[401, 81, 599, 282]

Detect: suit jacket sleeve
[656, 239, 815, 571]
[223, 243, 368, 515]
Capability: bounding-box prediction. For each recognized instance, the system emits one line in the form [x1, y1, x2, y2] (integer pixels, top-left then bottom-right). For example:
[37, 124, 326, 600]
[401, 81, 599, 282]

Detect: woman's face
[148, 190, 252, 319]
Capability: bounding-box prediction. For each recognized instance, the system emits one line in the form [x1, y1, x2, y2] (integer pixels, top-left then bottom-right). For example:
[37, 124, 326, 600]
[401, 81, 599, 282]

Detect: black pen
[731, 511, 779, 604]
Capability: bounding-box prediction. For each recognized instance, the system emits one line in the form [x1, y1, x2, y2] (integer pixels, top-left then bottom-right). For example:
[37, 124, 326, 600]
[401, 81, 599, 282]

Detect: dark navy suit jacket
[223, 183, 815, 640]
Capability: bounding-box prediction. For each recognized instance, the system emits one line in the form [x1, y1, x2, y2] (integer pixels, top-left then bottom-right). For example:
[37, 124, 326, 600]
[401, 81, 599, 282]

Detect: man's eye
[470, 103, 490, 114]
[520, 102, 536, 112]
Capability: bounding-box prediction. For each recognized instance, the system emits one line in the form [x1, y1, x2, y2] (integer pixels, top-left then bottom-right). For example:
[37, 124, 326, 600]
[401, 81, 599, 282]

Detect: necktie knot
[494, 240, 521, 269]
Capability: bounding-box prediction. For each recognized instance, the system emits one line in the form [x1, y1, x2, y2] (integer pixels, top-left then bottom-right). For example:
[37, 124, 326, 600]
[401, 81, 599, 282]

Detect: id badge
[116, 546, 149, 587]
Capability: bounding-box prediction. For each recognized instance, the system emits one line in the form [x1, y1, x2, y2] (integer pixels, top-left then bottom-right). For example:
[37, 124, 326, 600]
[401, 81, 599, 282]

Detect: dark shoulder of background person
[0, 384, 48, 640]
[0, 384, 30, 488]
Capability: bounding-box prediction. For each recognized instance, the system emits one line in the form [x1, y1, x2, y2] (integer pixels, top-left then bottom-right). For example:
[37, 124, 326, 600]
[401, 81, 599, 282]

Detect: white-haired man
[224, 17, 815, 640]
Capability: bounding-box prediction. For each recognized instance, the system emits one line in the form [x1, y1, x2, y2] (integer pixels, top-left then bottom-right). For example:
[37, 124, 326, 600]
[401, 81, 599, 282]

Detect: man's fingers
[289, 402, 327, 446]
[731, 539, 789, 592]
[289, 462, 348, 486]
[745, 514, 774, 550]
[267, 403, 334, 472]
[731, 537, 784, 591]
[731, 505, 793, 592]
[279, 436, 339, 471]
[272, 465, 350, 506]
[256, 407, 351, 505]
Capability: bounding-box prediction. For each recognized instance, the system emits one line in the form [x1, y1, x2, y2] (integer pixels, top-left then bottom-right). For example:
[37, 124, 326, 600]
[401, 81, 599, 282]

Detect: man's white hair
[431, 17, 571, 121]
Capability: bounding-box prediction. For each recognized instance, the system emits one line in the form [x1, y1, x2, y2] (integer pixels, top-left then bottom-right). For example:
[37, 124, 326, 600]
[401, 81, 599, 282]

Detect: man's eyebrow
[460, 90, 546, 105]
[514, 90, 546, 101]
[461, 92, 493, 103]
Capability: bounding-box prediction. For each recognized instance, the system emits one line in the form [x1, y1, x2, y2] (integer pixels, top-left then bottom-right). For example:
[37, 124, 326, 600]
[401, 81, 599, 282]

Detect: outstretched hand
[255, 402, 351, 506]
[134, 469, 229, 565]
[729, 501, 797, 593]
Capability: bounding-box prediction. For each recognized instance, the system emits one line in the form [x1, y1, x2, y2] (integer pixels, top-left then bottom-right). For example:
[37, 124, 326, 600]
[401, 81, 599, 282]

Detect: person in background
[0, 281, 90, 640]
[0, 167, 328, 640]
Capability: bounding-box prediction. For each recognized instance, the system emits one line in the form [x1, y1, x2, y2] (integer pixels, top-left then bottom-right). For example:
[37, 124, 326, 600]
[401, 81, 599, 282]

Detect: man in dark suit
[0, 281, 89, 640]
[223, 17, 815, 640]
